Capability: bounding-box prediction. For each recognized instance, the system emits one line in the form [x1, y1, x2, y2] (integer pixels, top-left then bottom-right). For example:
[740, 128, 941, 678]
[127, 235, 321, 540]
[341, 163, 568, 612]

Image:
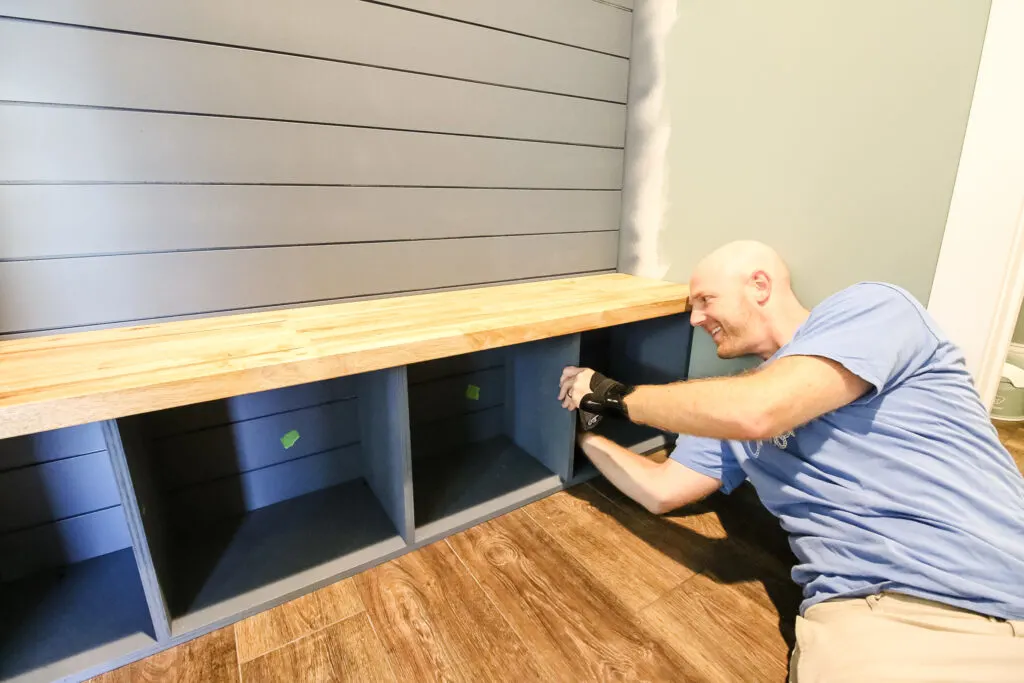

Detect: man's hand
[559, 366, 595, 410]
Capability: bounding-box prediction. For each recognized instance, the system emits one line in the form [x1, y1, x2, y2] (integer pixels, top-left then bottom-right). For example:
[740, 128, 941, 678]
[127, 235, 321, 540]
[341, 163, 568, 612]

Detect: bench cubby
[408, 336, 577, 543]
[109, 371, 410, 638]
[572, 313, 693, 482]
[0, 425, 156, 683]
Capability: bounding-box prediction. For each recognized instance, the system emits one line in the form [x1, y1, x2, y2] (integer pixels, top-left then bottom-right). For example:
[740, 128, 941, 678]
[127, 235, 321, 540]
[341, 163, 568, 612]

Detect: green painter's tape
[465, 384, 481, 401]
[281, 430, 301, 449]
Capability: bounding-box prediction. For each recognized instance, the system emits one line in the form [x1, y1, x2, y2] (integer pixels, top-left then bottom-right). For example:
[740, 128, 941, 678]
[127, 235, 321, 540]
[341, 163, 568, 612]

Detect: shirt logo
[750, 429, 796, 457]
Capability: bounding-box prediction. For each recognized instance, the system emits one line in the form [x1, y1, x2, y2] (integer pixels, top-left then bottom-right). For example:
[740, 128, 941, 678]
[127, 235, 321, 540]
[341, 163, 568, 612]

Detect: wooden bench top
[0, 274, 689, 439]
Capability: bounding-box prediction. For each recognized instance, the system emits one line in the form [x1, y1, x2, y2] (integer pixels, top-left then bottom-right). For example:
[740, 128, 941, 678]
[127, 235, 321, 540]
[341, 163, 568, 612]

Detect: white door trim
[927, 0, 1024, 410]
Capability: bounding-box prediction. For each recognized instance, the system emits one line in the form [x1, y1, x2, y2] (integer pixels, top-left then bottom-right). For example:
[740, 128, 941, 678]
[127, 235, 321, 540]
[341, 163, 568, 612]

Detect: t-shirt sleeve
[775, 283, 939, 397]
[669, 436, 746, 494]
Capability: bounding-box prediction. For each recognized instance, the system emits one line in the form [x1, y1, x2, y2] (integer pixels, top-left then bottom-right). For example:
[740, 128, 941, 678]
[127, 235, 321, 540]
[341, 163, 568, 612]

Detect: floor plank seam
[233, 625, 244, 683]
[237, 608, 366, 668]
[362, 611, 400, 683]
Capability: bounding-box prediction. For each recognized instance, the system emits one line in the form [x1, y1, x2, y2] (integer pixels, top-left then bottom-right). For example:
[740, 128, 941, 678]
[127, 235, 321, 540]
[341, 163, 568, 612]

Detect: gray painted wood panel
[0, 106, 624, 186]
[406, 347, 507, 384]
[0, 507, 130, 583]
[358, 368, 414, 542]
[0, 21, 625, 148]
[0, 452, 120, 534]
[0, 186, 621, 260]
[0, 1, 628, 101]
[0, 424, 104, 471]
[412, 436, 562, 542]
[378, 0, 633, 56]
[154, 399, 360, 491]
[167, 444, 363, 528]
[408, 367, 505, 425]
[144, 377, 357, 439]
[168, 481, 405, 634]
[608, 313, 694, 385]
[102, 419, 173, 643]
[0, 232, 618, 334]
[0, 549, 155, 683]
[410, 405, 505, 461]
[506, 336, 579, 482]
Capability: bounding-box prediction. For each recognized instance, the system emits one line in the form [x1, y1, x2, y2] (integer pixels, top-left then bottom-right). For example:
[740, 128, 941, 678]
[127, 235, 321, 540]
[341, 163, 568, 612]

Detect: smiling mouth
[709, 325, 723, 340]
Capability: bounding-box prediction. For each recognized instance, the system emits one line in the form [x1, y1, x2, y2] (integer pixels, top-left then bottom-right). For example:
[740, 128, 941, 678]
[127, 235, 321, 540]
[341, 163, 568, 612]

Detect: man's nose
[690, 309, 705, 326]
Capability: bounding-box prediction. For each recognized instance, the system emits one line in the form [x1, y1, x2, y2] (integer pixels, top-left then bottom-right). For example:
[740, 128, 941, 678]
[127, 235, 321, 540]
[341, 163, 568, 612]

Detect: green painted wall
[656, 0, 990, 377]
[1015, 300, 1024, 345]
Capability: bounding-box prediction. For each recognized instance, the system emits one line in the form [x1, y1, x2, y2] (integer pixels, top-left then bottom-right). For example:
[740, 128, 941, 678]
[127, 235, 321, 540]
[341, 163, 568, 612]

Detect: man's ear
[750, 270, 772, 305]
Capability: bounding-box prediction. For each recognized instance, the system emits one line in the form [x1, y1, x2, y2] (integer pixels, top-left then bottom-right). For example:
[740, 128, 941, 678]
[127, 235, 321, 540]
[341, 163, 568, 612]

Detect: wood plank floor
[90, 425, 1024, 683]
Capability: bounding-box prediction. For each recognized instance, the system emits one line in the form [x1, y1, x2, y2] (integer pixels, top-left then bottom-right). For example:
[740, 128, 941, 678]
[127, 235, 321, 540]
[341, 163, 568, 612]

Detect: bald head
[693, 240, 792, 290]
[689, 241, 806, 359]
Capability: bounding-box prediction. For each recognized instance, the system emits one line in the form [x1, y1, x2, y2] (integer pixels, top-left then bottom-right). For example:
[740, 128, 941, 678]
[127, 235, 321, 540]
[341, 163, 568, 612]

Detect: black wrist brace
[579, 371, 635, 420]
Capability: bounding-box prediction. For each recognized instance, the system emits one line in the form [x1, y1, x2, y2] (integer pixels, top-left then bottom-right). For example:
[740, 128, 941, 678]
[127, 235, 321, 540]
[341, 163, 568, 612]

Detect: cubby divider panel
[409, 337, 576, 543]
[0, 425, 156, 683]
[572, 314, 693, 482]
[113, 374, 408, 638]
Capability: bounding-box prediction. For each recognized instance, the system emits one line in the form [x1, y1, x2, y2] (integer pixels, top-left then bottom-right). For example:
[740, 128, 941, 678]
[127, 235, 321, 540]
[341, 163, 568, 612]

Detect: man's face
[688, 272, 760, 359]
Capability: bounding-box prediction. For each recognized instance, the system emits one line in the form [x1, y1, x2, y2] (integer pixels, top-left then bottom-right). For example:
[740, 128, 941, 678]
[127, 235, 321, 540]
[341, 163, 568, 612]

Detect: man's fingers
[560, 366, 584, 384]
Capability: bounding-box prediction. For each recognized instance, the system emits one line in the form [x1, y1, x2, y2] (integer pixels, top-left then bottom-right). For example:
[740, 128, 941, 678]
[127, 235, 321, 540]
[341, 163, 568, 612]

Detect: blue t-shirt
[671, 282, 1024, 619]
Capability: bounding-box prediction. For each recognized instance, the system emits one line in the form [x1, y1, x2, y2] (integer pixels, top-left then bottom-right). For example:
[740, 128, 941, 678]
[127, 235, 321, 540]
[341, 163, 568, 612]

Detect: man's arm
[563, 355, 870, 441]
[577, 433, 722, 514]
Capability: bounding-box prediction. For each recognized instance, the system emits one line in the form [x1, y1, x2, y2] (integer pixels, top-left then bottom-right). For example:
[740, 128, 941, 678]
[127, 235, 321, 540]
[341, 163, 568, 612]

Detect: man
[560, 241, 1024, 682]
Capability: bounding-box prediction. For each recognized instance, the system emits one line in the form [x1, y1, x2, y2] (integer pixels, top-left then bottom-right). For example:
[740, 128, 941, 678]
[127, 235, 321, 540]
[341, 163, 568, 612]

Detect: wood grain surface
[524, 487, 694, 611]
[102, 626, 239, 683]
[241, 614, 394, 683]
[447, 507, 700, 681]
[0, 274, 688, 439]
[355, 540, 545, 682]
[639, 572, 791, 683]
[234, 578, 364, 663]
[995, 420, 1024, 473]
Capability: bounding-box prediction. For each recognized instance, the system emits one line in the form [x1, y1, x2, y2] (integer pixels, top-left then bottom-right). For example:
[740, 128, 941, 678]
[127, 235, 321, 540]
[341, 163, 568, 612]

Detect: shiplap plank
[143, 377, 358, 439]
[0, 423, 105, 471]
[155, 399, 360, 491]
[408, 367, 504, 425]
[0, 186, 621, 260]
[0, 20, 625, 147]
[406, 348, 507, 385]
[0, 506, 131, 582]
[0, 105, 623, 186]
[0, 0, 628, 101]
[168, 444, 364, 528]
[0, 232, 619, 334]
[378, 0, 632, 56]
[410, 406, 505, 461]
[0, 451, 121, 533]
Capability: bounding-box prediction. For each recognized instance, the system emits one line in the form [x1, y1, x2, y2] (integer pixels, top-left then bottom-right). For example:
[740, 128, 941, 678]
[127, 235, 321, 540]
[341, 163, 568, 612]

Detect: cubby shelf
[0, 550, 155, 683]
[414, 436, 562, 542]
[166, 480, 405, 636]
[0, 275, 691, 683]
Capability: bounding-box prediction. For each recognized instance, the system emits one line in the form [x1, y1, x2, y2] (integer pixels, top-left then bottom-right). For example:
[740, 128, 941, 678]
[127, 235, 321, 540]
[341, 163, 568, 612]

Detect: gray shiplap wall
[0, 425, 132, 581]
[0, 0, 631, 337]
[0, 0, 632, 579]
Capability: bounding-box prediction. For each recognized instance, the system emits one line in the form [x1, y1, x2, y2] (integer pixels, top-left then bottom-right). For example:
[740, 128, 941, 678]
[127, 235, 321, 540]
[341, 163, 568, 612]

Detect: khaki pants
[790, 592, 1024, 682]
